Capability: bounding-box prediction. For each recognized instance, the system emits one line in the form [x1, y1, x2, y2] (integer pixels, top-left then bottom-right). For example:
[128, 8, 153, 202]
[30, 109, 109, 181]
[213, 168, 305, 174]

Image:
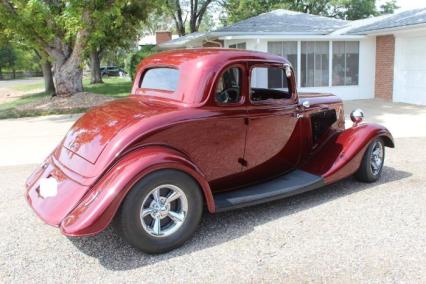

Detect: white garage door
[394, 35, 426, 105]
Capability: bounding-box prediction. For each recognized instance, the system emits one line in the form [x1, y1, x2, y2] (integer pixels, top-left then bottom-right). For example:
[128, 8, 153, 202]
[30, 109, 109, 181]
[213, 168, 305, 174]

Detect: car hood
[62, 96, 176, 164]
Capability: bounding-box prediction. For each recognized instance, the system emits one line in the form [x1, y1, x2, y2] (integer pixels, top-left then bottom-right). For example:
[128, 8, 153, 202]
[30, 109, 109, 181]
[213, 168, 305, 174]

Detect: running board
[214, 170, 324, 212]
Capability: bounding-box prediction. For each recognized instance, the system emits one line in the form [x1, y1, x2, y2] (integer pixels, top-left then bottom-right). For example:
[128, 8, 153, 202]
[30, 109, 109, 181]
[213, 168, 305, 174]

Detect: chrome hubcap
[140, 184, 188, 237]
[370, 141, 384, 175]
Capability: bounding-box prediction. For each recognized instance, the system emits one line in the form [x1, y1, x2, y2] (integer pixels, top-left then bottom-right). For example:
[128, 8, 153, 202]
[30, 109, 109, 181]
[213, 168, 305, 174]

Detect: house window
[301, 41, 329, 87]
[229, 42, 246, 49]
[267, 41, 297, 74]
[332, 41, 359, 86]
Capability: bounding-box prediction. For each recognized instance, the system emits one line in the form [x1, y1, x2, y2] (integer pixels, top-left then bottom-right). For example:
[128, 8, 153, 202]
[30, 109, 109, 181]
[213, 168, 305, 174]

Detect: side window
[250, 66, 292, 102]
[215, 67, 242, 104]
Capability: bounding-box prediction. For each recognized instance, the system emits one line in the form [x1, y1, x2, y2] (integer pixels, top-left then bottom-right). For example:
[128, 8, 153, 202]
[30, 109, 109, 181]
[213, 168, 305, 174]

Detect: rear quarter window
[140, 68, 179, 91]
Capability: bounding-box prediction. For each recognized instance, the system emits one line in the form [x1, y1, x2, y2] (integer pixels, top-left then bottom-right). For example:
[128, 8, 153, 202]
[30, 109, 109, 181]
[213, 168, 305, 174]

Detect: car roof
[134, 48, 291, 105]
[141, 48, 290, 68]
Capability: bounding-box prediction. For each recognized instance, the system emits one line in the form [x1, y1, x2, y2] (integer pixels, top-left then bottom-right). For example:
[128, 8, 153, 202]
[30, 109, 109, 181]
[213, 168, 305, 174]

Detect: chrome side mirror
[350, 108, 364, 126]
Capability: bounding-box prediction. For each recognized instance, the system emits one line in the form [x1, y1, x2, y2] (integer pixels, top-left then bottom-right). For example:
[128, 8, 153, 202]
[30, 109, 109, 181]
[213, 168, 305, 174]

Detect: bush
[125, 45, 156, 81]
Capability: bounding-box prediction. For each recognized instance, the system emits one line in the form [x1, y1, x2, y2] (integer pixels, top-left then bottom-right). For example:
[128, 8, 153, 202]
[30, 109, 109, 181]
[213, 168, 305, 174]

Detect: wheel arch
[60, 145, 215, 237]
[303, 123, 394, 184]
[381, 135, 395, 148]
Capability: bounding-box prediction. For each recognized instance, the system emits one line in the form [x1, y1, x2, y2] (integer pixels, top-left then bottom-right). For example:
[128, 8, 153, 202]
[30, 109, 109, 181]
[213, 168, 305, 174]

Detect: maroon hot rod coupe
[25, 49, 394, 254]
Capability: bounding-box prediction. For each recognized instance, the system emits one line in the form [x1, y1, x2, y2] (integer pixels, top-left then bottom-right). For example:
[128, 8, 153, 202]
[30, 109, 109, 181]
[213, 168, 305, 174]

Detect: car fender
[60, 146, 214, 237]
[303, 123, 394, 184]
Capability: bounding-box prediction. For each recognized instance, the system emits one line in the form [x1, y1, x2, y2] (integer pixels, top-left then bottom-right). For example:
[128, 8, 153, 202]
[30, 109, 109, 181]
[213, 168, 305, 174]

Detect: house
[159, 8, 426, 105]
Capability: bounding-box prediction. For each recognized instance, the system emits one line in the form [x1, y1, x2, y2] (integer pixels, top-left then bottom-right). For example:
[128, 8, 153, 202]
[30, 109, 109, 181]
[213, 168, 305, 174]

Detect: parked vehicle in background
[25, 49, 394, 254]
[100, 66, 127, 77]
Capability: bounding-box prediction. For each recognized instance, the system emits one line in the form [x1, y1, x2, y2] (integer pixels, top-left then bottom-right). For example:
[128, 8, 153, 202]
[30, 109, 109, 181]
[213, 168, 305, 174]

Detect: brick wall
[156, 32, 172, 45]
[375, 35, 395, 100]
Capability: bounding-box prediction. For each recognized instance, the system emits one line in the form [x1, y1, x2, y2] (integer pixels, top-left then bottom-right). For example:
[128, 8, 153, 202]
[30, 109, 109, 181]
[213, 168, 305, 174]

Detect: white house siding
[224, 37, 376, 101]
[394, 29, 426, 105]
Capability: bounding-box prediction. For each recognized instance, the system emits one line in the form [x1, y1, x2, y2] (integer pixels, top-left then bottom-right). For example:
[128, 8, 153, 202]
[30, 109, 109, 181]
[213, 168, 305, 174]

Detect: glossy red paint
[25, 48, 394, 237]
[60, 146, 214, 236]
[302, 123, 394, 184]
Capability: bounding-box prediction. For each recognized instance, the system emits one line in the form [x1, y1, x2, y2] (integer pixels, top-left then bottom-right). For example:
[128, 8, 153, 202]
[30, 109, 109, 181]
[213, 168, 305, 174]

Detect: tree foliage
[0, 0, 153, 96]
[125, 45, 156, 81]
[85, 1, 153, 84]
[0, 44, 17, 72]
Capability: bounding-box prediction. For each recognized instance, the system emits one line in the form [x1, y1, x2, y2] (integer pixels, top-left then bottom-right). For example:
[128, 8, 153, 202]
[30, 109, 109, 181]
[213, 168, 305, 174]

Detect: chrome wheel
[370, 141, 384, 175]
[140, 184, 188, 238]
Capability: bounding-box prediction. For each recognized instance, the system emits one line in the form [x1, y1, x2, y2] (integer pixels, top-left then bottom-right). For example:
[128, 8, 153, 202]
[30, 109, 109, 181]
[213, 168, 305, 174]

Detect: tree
[33, 49, 55, 95]
[0, 1, 151, 97]
[379, 0, 398, 15]
[162, 0, 216, 36]
[0, 20, 55, 94]
[0, 0, 95, 96]
[0, 44, 17, 79]
[86, 1, 153, 84]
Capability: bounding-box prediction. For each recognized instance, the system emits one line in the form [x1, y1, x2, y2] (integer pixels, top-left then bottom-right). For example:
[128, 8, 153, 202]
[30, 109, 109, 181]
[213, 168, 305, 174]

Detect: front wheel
[355, 138, 385, 182]
[114, 170, 203, 254]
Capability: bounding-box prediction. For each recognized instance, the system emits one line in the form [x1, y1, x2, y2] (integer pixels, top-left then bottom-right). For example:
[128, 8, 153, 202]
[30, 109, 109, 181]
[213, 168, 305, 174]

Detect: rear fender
[303, 123, 394, 184]
[60, 146, 214, 237]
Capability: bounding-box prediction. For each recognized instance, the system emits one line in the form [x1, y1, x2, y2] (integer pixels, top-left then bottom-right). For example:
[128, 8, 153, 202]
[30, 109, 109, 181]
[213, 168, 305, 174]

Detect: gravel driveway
[1, 100, 426, 283]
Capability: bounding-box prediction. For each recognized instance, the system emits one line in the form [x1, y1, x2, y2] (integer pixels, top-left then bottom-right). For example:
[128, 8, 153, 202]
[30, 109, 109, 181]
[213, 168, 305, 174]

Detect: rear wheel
[355, 138, 385, 182]
[114, 170, 203, 254]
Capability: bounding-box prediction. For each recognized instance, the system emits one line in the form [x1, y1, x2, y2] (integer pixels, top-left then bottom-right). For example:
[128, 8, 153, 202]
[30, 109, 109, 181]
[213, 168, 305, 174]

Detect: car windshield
[140, 68, 179, 92]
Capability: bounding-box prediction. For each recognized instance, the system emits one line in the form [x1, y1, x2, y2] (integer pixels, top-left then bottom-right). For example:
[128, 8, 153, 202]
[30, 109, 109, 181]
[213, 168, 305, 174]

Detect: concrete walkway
[0, 114, 80, 166]
[0, 99, 425, 166]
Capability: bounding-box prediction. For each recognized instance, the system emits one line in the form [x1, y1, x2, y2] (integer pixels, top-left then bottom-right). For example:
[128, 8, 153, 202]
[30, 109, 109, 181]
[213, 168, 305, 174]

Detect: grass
[83, 77, 132, 98]
[0, 77, 132, 119]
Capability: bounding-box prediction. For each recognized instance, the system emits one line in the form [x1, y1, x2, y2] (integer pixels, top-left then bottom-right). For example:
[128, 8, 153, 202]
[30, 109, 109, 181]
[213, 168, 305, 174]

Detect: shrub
[126, 45, 156, 81]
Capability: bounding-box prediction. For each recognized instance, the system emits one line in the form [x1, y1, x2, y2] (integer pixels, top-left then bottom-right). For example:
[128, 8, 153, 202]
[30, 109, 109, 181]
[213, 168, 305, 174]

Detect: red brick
[375, 35, 395, 100]
[156, 32, 172, 45]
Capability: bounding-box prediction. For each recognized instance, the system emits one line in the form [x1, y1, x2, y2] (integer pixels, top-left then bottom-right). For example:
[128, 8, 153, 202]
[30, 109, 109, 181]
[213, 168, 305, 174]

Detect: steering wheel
[216, 87, 240, 104]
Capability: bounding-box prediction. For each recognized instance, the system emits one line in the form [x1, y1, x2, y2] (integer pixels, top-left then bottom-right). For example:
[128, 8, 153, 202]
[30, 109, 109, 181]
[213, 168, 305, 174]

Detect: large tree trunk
[41, 60, 55, 96]
[48, 28, 89, 97]
[52, 60, 83, 97]
[90, 49, 103, 84]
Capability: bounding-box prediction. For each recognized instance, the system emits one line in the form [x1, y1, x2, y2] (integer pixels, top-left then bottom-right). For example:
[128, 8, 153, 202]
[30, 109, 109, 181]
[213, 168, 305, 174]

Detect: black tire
[113, 169, 203, 254]
[355, 138, 385, 182]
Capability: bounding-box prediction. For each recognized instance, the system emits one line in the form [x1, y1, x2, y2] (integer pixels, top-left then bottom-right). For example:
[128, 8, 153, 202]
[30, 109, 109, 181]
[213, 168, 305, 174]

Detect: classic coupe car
[25, 49, 394, 254]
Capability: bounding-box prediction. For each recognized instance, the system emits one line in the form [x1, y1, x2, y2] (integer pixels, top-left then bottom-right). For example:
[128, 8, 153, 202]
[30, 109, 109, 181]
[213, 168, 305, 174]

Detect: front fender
[60, 146, 214, 237]
[303, 123, 394, 184]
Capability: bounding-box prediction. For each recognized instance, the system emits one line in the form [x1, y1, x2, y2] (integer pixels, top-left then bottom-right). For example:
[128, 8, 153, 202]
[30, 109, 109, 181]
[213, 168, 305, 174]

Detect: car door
[241, 63, 302, 183]
[195, 63, 249, 191]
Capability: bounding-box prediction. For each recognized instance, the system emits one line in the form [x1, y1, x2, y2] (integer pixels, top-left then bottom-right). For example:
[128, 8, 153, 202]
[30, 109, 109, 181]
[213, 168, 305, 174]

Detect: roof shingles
[347, 8, 426, 34]
[215, 9, 348, 35]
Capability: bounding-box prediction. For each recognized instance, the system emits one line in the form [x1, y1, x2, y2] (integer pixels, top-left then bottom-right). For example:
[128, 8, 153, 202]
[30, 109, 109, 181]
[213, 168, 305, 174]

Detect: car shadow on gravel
[69, 166, 411, 271]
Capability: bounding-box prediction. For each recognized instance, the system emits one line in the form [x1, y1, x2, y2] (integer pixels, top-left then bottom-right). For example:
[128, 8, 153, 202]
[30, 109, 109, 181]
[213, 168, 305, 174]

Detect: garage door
[394, 35, 426, 105]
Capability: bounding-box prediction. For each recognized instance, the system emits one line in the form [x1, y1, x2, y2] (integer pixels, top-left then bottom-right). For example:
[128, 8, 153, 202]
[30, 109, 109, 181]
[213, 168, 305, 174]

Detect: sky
[378, 0, 426, 11]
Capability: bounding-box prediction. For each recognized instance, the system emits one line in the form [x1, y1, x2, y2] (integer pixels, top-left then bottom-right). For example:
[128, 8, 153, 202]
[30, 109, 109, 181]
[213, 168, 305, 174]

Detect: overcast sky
[378, 0, 426, 11]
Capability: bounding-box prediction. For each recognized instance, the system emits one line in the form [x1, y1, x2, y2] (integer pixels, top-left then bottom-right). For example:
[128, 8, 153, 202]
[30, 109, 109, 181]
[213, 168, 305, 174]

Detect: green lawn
[0, 77, 132, 119]
[83, 77, 132, 98]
